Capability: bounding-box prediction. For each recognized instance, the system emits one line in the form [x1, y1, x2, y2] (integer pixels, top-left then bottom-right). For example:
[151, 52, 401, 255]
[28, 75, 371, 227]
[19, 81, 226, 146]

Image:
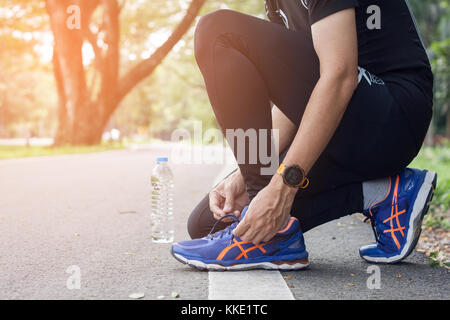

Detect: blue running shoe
[171, 207, 309, 271]
[360, 168, 437, 264]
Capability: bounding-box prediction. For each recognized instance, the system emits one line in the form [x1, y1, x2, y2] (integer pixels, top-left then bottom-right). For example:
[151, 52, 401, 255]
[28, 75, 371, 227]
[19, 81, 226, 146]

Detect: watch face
[284, 166, 303, 186]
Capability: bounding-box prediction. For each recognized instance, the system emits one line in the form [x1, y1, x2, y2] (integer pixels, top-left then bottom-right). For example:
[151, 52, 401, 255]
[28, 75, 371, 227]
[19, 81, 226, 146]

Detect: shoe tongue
[240, 206, 249, 220]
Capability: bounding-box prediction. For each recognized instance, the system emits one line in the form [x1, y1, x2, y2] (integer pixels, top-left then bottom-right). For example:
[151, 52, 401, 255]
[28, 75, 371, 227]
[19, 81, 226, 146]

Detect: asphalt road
[0, 146, 448, 299]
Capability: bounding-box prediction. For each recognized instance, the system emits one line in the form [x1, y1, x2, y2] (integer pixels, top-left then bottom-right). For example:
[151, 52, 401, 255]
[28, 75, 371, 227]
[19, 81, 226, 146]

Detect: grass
[410, 144, 450, 230]
[0, 142, 125, 160]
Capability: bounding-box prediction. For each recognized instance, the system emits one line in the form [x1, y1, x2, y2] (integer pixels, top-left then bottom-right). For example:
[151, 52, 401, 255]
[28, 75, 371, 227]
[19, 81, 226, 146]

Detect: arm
[281, 9, 358, 173]
[272, 105, 297, 155]
[208, 106, 297, 221]
[234, 9, 358, 244]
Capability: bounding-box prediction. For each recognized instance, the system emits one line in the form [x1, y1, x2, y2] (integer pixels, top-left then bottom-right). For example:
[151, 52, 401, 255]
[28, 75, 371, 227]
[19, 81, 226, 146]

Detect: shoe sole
[171, 248, 309, 271]
[361, 171, 437, 264]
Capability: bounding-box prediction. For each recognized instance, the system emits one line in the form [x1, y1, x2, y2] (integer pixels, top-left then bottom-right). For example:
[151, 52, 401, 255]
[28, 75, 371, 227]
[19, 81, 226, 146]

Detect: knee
[194, 9, 236, 66]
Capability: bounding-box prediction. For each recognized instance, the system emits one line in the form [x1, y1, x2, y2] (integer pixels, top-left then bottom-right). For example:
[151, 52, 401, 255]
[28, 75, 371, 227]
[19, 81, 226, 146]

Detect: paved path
[0, 146, 448, 299]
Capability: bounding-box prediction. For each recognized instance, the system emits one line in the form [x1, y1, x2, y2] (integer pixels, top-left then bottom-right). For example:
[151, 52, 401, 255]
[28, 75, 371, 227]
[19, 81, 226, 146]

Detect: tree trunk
[47, 0, 95, 145]
[47, 0, 206, 146]
[52, 49, 70, 145]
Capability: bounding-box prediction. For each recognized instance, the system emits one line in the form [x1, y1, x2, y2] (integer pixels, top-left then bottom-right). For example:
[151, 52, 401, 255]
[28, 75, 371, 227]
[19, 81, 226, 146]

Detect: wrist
[270, 174, 298, 197]
[276, 162, 309, 188]
[231, 169, 245, 189]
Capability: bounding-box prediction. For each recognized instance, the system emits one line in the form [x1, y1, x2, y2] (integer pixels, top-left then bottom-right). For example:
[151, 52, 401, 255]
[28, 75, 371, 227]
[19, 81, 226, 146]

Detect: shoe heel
[422, 171, 437, 219]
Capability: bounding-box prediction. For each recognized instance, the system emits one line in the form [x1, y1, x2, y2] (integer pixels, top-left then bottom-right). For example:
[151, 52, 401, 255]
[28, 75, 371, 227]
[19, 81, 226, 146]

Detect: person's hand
[209, 170, 249, 221]
[233, 174, 297, 244]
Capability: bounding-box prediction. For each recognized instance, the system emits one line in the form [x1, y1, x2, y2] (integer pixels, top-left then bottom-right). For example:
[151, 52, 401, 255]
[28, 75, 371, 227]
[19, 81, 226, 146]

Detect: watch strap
[277, 163, 309, 189]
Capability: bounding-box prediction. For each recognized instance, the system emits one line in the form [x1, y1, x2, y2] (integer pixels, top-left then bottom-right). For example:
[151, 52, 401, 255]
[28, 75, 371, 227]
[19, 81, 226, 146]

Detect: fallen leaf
[396, 274, 403, 278]
[157, 295, 165, 300]
[350, 273, 355, 277]
[171, 292, 180, 298]
[129, 292, 145, 299]
[119, 210, 137, 214]
[284, 276, 292, 280]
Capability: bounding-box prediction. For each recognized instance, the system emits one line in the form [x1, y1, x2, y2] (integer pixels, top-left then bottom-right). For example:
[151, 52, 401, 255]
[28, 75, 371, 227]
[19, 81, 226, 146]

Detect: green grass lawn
[411, 145, 450, 229]
[0, 142, 125, 160]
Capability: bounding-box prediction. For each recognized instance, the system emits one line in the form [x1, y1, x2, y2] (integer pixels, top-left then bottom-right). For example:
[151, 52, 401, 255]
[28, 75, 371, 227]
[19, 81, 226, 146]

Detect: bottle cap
[157, 157, 168, 162]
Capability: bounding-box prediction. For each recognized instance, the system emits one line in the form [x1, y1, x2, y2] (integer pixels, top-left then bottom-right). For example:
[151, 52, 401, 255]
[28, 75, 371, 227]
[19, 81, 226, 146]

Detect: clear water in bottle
[151, 157, 174, 243]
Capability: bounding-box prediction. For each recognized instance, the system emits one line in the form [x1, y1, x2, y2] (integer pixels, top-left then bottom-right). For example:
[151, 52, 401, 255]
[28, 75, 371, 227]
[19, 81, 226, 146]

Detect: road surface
[0, 146, 448, 299]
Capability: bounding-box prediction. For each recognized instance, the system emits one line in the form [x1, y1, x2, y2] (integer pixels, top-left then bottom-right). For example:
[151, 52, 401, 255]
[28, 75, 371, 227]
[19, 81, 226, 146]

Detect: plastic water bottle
[150, 157, 174, 243]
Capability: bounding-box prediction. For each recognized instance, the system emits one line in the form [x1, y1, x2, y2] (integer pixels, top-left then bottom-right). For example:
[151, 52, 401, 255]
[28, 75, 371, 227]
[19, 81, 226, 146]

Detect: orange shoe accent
[277, 217, 296, 234]
[215, 217, 297, 261]
[232, 239, 248, 259]
[235, 242, 269, 260]
[216, 239, 250, 261]
[216, 238, 270, 261]
[382, 175, 406, 250]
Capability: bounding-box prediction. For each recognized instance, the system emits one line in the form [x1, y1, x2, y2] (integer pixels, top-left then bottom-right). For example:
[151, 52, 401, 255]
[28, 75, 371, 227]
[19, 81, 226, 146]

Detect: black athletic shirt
[265, 0, 433, 102]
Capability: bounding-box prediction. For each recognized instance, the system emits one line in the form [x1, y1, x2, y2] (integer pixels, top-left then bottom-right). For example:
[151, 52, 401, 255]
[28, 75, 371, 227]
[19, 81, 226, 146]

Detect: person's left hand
[233, 174, 298, 244]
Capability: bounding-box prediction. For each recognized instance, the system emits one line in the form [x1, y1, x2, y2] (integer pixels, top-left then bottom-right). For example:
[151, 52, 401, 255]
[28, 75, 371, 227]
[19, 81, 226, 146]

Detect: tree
[110, 0, 267, 138]
[45, 0, 206, 145]
[430, 39, 450, 139]
[409, 0, 450, 141]
[0, 0, 56, 138]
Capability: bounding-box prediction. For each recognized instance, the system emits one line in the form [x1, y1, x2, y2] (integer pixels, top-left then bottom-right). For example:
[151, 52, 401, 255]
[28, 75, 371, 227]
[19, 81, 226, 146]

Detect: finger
[233, 218, 250, 238]
[255, 225, 277, 244]
[233, 210, 241, 219]
[209, 191, 225, 217]
[211, 206, 224, 220]
[252, 233, 265, 245]
[262, 230, 277, 243]
[222, 189, 235, 214]
[241, 227, 258, 243]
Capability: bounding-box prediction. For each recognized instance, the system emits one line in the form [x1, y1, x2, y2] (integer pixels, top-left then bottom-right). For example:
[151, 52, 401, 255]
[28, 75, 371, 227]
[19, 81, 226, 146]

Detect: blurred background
[0, 0, 267, 146]
[0, 1, 448, 260]
[0, 0, 448, 146]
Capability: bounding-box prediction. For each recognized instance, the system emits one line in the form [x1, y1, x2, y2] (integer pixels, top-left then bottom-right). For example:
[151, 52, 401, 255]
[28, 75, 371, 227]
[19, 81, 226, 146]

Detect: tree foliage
[0, 0, 448, 143]
[45, 0, 207, 145]
[409, 0, 450, 139]
[0, 0, 56, 138]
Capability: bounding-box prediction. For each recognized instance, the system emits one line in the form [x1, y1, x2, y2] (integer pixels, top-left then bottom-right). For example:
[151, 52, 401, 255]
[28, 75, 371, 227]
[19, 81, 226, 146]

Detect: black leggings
[188, 10, 431, 239]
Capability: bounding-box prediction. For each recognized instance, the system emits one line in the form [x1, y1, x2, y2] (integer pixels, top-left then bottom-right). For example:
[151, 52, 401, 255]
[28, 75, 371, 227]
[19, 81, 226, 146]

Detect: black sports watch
[277, 163, 309, 189]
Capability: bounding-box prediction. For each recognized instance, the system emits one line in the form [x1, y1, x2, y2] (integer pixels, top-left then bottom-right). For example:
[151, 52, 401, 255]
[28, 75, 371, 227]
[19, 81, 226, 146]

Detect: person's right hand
[209, 170, 249, 221]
